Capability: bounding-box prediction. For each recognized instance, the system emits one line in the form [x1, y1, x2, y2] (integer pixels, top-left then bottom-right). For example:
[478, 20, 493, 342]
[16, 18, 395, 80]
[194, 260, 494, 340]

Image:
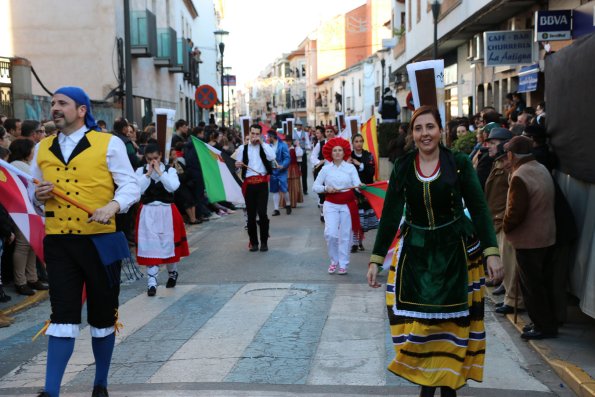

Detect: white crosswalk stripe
[0, 283, 549, 393]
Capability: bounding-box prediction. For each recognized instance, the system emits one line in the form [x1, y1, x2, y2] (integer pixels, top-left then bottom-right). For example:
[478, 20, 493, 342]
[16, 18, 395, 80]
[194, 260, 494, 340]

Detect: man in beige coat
[503, 136, 557, 340]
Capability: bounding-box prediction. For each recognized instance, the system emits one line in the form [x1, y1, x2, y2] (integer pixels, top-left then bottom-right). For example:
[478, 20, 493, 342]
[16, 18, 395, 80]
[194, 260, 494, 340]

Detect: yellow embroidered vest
[37, 130, 116, 235]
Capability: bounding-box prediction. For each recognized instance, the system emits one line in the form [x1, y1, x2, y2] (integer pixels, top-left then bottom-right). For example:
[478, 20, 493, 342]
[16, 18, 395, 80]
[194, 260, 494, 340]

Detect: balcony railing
[130, 9, 157, 57]
[154, 27, 177, 67]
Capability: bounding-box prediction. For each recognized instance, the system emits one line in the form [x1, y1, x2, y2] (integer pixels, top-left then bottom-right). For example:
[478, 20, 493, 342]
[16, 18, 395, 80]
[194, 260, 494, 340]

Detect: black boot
[247, 220, 259, 251]
[440, 386, 457, 397]
[420, 386, 436, 397]
[258, 219, 270, 252]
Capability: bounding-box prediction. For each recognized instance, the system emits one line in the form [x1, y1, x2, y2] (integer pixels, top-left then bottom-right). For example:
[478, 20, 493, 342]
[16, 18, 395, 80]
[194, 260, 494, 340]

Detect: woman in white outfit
[313, 137, 362, 274]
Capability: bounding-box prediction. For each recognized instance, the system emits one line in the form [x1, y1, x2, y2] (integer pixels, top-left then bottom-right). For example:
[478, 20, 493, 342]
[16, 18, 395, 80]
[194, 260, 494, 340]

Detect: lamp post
[380, 57, 386, 96]
[214, 30, 229, 126]
[430, 0, 442, 59]
[224, 66, 232, 127]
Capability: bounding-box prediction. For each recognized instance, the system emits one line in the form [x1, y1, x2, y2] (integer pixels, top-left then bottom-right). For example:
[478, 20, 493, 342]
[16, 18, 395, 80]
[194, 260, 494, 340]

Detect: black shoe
[492, 284, 506, 295]
[92, 385, 109, 397]
[285, 206, 292, 215]
[37, 392, 50, 397]
[523, 323, 535, 333]
[0, 286, 11, 303]
[260, 244, 268, 252]
[15, 284, 35, 296]
[272, 210, 281, 216]
[495, 304, 521, 315]
[147, 286, 157, 297]
[495, 302, 504, 308]
[166, 271, 178, 288]
[249, 244, 259, 252]
[27, 280, 49, 291]
[304, 191, 308, 195]
[358, 244, 365, 251]
[521, 328, 557, 340]
[320, 215, 325, 223]
[351, 245, 358, 253]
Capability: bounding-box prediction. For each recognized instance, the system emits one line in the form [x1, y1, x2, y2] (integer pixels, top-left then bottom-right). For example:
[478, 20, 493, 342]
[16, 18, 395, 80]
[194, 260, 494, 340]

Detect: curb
[0, 290, 49, 316]
[503, 313, 595, 397]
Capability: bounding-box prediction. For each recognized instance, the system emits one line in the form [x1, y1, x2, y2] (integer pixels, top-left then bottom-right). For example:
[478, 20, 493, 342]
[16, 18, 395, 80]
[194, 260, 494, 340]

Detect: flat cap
[487, 127, 513, 142]
[504, 135, 533, 155]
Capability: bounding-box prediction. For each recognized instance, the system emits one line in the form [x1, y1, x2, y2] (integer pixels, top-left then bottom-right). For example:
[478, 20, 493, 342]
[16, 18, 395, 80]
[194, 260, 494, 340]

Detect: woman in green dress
[367, 106, 503, 397]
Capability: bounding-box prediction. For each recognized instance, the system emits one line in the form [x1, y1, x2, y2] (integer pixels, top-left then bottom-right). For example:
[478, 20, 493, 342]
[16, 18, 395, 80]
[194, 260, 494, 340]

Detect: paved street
[0, 188, 575, 397]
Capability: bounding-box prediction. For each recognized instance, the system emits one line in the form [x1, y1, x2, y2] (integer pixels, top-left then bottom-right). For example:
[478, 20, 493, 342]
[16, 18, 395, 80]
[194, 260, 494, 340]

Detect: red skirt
[135, 203, 190, 266]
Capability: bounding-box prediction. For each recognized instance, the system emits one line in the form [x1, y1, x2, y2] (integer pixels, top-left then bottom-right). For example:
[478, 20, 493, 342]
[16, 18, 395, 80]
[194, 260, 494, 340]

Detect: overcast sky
[220, 0, 366, 89]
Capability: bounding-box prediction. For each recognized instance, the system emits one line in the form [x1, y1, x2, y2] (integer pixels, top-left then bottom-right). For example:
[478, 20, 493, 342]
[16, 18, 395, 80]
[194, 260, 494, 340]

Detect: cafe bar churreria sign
[483, 30, 534, 67]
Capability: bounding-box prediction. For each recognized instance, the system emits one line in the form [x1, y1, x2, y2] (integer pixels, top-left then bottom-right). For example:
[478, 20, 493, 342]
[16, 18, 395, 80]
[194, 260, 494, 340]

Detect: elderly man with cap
[503, 136, 557, 340]
[268, 129, 291, 216]
[292, 120, 311, 195]
[32, 86, 140, 397]
[484, 127, 525, 314]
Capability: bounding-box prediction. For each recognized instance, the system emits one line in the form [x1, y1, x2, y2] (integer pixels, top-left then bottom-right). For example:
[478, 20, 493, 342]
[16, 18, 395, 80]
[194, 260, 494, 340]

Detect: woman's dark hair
[144, 143, 160, 156]
[138, 131, 152, 144]
[0, 126, 6, 139]
[446, 120, 460, 148]
[410, 105, 443, 132]
[351, 133, 364, 143]
[8, 138, 35, 162]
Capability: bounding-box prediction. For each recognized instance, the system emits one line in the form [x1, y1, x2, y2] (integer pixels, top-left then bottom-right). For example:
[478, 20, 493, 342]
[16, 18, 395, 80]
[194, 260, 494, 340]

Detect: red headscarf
[322, 137, 351, 162]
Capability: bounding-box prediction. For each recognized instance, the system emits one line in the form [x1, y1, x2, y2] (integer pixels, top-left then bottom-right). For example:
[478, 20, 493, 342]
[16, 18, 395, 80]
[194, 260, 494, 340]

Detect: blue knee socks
[45, 336, 76, 397]
[91, 332, 115, 388]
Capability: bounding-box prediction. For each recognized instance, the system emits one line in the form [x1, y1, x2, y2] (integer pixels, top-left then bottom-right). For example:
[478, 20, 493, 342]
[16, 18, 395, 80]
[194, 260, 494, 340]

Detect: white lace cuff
[90, 326, 115, 338]
[46, 323, 80, 338]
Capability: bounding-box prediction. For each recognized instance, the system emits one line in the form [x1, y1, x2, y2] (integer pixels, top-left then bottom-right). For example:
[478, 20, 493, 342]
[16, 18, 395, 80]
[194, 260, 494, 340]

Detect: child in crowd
[135, 144, 189, 296]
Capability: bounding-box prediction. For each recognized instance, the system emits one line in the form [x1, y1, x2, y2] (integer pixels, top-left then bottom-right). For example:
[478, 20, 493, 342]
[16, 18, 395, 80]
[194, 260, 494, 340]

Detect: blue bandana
[54, 86, 98, 130]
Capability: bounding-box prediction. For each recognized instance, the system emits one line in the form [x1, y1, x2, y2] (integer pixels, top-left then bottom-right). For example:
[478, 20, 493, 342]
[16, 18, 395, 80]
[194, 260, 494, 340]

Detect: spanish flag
[361, 117, 379, 181]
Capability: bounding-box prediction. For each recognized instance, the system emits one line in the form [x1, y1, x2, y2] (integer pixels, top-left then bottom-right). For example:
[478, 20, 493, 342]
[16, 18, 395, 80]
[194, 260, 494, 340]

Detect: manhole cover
[244, 287, 313, 298]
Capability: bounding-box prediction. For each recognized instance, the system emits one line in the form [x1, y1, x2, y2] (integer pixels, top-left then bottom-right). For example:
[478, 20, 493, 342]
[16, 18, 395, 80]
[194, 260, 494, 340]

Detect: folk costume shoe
[272, 210, 281, 216]
[166, 271, 178, 288]
[249, 243, 259, 252]
[147, 286, 157, 297]
[521, 327, 558, 340]
[285, 205, 292, 215]
[92, 385, 109, 397]
[351, 245, 358, 253]
[495, 304, 524, 315]
[260, 244, 268, 252]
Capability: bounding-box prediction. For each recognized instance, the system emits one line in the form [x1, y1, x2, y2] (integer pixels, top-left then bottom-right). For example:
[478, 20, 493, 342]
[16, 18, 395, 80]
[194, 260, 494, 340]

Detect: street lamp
[224, 66, 232, 127]
[430, 0, 443, 59]
[214, 29, 229, 126]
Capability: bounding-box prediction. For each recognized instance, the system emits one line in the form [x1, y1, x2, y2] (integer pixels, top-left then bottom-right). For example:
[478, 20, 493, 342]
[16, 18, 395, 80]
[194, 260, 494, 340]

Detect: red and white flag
[0, 162, 45, 263]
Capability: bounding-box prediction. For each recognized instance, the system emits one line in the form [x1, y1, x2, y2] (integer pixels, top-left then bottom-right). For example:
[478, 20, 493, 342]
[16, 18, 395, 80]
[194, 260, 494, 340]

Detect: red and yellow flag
[361, 117, 379, 181]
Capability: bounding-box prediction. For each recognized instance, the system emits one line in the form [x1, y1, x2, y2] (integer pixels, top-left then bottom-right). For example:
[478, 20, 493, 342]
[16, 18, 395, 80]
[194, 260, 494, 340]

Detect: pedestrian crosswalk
[0, 282, 551, 394]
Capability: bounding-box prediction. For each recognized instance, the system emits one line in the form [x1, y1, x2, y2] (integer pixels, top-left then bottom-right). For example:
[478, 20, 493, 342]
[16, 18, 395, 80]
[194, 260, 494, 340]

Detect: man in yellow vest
[32, 86, 140, 397]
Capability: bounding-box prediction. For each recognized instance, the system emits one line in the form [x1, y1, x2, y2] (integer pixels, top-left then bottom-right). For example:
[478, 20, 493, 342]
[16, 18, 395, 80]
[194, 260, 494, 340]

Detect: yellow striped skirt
[385, 235, 486, 390]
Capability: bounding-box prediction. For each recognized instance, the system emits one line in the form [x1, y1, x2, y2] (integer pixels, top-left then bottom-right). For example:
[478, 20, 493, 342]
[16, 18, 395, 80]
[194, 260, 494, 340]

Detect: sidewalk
[488, 287, 595, 397]
[0, 287, 48, 317]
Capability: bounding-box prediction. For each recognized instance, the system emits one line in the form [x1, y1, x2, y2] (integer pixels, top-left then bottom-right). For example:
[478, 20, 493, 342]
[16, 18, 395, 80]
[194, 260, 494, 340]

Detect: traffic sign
[195, 85, 218, 109]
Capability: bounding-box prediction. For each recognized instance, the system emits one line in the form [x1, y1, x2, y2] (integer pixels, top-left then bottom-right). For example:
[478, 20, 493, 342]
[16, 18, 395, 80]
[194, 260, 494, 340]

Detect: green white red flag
[190, 136, 245, 204]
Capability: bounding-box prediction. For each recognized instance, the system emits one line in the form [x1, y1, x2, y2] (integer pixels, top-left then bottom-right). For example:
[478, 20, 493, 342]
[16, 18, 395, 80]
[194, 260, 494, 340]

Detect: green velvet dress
[370, 148, 499, 389]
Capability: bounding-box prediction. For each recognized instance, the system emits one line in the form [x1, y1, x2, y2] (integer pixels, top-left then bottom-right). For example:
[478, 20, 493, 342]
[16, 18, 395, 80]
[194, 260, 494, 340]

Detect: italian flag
[190, 136, 245, 204]
[359, 181, 388, 219]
